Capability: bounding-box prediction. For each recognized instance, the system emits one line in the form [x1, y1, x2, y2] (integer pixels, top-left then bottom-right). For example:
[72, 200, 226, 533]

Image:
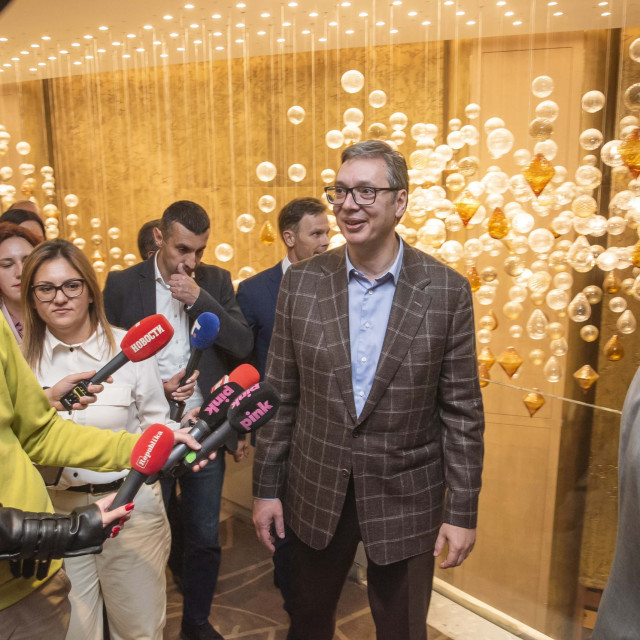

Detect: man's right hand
[45, 371, 112, 412]
[253, 498, 285, 553]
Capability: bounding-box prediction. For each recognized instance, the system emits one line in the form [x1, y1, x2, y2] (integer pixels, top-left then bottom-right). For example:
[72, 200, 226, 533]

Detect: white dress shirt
[153, 253, 204, 411]
[36, 325, 177, 489]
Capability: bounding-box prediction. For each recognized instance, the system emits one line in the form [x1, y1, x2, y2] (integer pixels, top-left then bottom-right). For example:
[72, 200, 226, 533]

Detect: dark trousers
[161, 452, 226, 626]
[286, 478, 435, 640]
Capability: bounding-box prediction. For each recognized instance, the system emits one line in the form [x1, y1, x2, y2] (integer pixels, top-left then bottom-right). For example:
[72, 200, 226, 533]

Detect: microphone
[183, 381, 280, 468]
[154, 364, 260, 478]
[60, 314, 174, 411]
[169, 312, 220, 421]
[106, 424, 174, 525]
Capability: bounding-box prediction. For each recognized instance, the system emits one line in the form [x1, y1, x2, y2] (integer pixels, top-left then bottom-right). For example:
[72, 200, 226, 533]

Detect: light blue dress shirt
[347, 240, 404, 417]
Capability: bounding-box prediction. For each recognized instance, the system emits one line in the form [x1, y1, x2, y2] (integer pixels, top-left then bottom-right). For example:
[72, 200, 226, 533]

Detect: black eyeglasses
[31, 278, 85, 302]
[324, 186, 400, 206]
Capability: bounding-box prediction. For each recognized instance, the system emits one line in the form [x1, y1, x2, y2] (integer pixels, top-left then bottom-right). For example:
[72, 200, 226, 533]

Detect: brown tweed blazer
[253, 241, 484, 566]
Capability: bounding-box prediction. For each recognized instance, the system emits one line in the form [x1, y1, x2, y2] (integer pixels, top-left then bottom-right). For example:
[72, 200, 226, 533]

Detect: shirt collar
[346, 237, 404, 284]
[154, 251, 169, 288]
[44, 326, 105, 363]
[281, 255, 292, 274]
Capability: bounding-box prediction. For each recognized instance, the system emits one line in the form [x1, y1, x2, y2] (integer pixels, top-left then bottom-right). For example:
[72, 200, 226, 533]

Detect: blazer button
[352, 429, 360, 438]
[341, 469, 350, 478]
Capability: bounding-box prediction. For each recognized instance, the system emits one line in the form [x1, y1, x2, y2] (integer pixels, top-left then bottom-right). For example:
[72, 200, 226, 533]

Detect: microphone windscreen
[121, 314, 174, 362]
[227, 382, 281, 434]
[130, 424, 174, 474]
[229, 364, 260, 389]
[190, 312, 220, 350]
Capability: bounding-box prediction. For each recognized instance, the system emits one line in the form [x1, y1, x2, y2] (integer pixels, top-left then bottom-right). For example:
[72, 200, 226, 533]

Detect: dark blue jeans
[161, 452, 226, 626]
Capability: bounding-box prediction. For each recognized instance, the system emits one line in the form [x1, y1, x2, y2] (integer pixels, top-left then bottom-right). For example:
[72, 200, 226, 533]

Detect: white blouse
[36, 325, 177, 489]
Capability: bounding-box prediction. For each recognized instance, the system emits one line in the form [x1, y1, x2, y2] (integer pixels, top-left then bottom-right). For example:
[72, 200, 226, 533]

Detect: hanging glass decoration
[522, 154, 555, 197]
[544, 356, 562, 382]
[617, 310, 637, 334]
[523, 390, 545, 417]
[478, 362, 490, 388]
[573, 365, 600, 390]
[477, 346, 496, 370]
[488, 207, 509, 239]
[497, 346, 524, 378]
[260, 221, 276, 245]
[454, 190, 480, 225]
[619, 128, 640, 178]
[466, 266, 481, 292]
[603, 335, 624, 361]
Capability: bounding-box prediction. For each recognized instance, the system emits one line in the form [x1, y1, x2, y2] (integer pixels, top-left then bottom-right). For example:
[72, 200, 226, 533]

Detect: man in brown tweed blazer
[253, 140, 484, 640]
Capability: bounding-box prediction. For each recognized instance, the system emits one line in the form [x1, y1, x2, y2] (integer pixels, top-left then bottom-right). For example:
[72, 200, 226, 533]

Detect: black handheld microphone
[169, 312, 220, 421]
[184, 381, 280, 468]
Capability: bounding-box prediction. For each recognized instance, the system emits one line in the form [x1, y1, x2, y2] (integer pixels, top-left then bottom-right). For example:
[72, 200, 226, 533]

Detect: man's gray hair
[340, 140, 409, 192]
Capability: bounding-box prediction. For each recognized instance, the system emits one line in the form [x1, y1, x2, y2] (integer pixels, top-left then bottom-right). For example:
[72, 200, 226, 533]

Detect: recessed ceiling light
[212, 14, 221, 19]
[153, 40, 161, 45]
[99, 26, 109, 31]
[289, 1, 298, 5]
[236, 23, 245, 27]
[390, 28, 398, 33]
[0, 37, 8, 42]
[341, 1, 351, 5]
[163, 15, 173, 20]
[136, 47, 144, 52]
[170, 33, 179, 37]
[127, 33, 136, 38]
[59, 50, 68, 54]
[319, 36, 327, 41]
[513, 20, 522, 25]
[29, 67, 37, 71]
[10, 57, 18, 60]
[598, 1, 608, 4]
[346, 29, 354, 34]
[70, 43, 79, 47]
[97, 48, 105, 52]
[47, 55, 56, 60]
[329, 21, 338, 26]
[444, 1, 454, 5]
[84, 55, 93, 60]
[42, 36, 51, 40]
[547, 1, 557, 5]
[496, 1, 507, 5]
[601, 11, 611, 15]
[235, 38, 244, 43]
[143, 25, 153, 30]
[456, 10, 465, 15]
[261, 12, 270, 17]
[160, 52, 169, 57]
[392, 0, 402, 5]
[190, 23, 199, 28]
[30, 43, 40, 48]
[553, 11, 563, 16]
[277, 38, 285, 42]
[422, 20, 431, 25]
[258, 30, 267, 35]
[213, 31, 222, 36]
[20, 50, 28, 54]
[184, 3, 195, 8]
[376, 20, 385, 26]
[122, 54, 130, 58]
[302, 29, 310, 34]
[73, 61, 81, 66]
[215, 46, 224, 50]
[505, 11, 514, 16]
[467, 20, 476, 25]
[236, 3, 246, 7]
[359, 12, 368, 16]
[84, 35, 93, 39]
[282, 21, 291, 26]
[177, 46, 185, 51]
[309, 11, 318, 17]
[408, 11, 417, 16]
[112, 41, 120, 46]
[2, 62, 11, 67]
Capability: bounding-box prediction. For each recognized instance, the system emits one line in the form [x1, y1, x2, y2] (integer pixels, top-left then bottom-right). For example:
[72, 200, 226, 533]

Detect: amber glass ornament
[603, 271, 621, 293]
[478, 346, 496, 370]
[478, 362, 490, 388]
[466, 266, 481, 292]
[573, 365, 599, 390]
[619, 128, 640, 178]
[604, 335, 624, 361]
[488, 207, 509, 239]
[523, 390, 545, 417]
[631, 240, 640, 268]
[522, 153, 555, 197]
[454, 190, 480, 225]
[497, 346, 523, 378]
[260, 221, 276, 245]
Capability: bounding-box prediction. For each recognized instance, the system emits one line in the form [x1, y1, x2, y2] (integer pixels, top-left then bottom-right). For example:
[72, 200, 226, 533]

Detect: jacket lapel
[317, 249, 357, 423]
[267, 263, 283, 308]
[139, 257, 157, 318]
[357, 244, 432, 425]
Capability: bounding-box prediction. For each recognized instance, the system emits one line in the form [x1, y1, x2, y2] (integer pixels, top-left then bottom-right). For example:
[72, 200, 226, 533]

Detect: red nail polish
[125, 503, 134, 511]
[112, 526, 121, 533]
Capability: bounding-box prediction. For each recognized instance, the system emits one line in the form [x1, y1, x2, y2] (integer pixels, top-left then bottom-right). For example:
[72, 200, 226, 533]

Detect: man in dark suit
[253, 141, 484, 640]
[236, 197, 329, 611]
[104, 200, 253, 640]
[236, 197, 330, 379]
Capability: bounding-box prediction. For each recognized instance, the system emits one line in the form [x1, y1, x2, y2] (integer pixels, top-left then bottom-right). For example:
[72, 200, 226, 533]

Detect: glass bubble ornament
[236, 213, 256, 232]
[287, 105, 305, 125]
[475, 285, 496, 306]
[454, 190, 480, 226]
[447, 131, 465, 150]
[617, 309, 637, 334]
[214, 243, 233, 262]
[522, 153, 555, 197]
[478, 312, 498, 332]
[343, 109, 363, 128]
[465, 103, 480, 119]
[476, 328, 492, 344]
[445, 173, 466, 191]
[579, 128, 604, 150]
[575, 165, 602, 189]
[528, 118, 553, 141]
[484, 117, 505, 134]
[288, 163, 306, 182]
[568, 292, 591, 322]
[458, 156, 479, 176]
[597, 250, 619, 272]
[581, 90, 606, 113]
[534, 139, 558, 162]
[623, 83, 640, 112]
[526, 309, 549, 340]
[440, 240, 464, 264]
[571, 194, 597, 218]
[509, 324, 524, 339]
[619, 128, 640, 178]
[89, 218, 101, 229]
[604, 335, 624, 361]
[481, 266, 498, 283]
[260, 221, 276, 245]
[367, 122, 388, 139]
[123, 253, 137, 267]
[543, 356, 562, 383]
[15, 141, 31, 156]
[258, 194, 276, 212]
[466, 266, 481, 292]
[72, 237, 86, 250]
[609, 296, 627, 313]
[546, 289, 569, 311]
[532, 75, 554, 98]
[550, 338, 568, 357]
[460, 125, 479, 146]
[528, 228, 555, 254]
[487, 128, 514, 158]
[107, 227, 120, 240]
[503, 301, 523, 320]
[514, 149, 531, 167]
[529, 349, 545, 366]
[602, 140, 623, 167]
[554, 271, 573, 290]
[389, 112, 408, 131]
[341, 70, 364, 94]
[256, 161, 277, 182]
[536, 100, 559, 121]
[580, 325, 599, 342]
[325, 130, 345, 149]
[369, 89, 387, 108]
[64, 193, 79, 208]
[630, 38, 640, 62]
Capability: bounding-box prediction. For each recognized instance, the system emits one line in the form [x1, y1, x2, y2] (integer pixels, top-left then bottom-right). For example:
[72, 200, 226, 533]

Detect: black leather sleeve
[0, 503, 106, 562]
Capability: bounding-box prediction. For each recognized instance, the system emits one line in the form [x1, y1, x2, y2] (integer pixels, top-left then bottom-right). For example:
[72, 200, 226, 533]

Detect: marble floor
[164, 516, 521, 640]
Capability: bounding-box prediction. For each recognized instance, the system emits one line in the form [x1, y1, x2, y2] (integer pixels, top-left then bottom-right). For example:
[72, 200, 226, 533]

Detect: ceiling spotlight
[346, 29, 354, 34]
[10, 57, 18, 60]
[122, 54, 130, 58]
[236, 23, 245, 27]
[235, 38, 244, 43]
[97, 48, 106, 52]
[408, 11, 417, 16]
[258, 30, 267, 35]
[282, 21, 291, 26]
[318, 37, 327, 42]
[376, 20, 385, 26]
[309, 11, 319, 17]
[390, 28, 399, 33]
[184, 3, 195, 8]
[213, 31, 222, 36]
[261, 12, 270, 17]
[277, 38, 285, 42]
[422, 20, 431, 25]
[143, 25, 153, 30]
[31, 43, 40, 48]
[42, 36, 51, 40]
[163, 15, 173, 20]
[136, 47, 144, 52]
[83, 35, 93, 39]
[99, 26, 109, 31]
[160, 53, 169, 57]
[59, 50, 68, 54]
[288, 1, 298, 5]
[236, 2, 246, 7]
[329, 21, 338, 26]
[601, 11, 611, 15]
[359, 12, 368, 17]
[190, 23, 199, 28]
[127, 33, 136, 38]
[112, 41, 120, 46]
[553, 11, 563, 16]
[84, 55, 93, 60]
[496, 1, 507, 5]
[444, 1, 454, 5]
[20, 50, 28, 54]
[212, 14, 221, 19]
[302, 29, 310, 34]
[170, 33, 179, 37]
[505, 11, 514, 16]
[47, 55, 56, 60]
[392, 0, 402, 5]
[194, 39, 202, 43]
[456, 10, 465, 15]
[73, 61, 81, 66]
[215, 46, 224, 50]
[177, 47, 185, 51]
[513, 20, 522, 25]
[341, 1, 351, 5]
[467, 20, 476, 25]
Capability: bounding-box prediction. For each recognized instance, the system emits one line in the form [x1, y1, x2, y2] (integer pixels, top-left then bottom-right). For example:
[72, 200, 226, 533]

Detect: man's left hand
[168, 263, 200, 306]
[232, 439, 250, 463]
[173, 427, 216, 472]
[434, 523, 476, 569]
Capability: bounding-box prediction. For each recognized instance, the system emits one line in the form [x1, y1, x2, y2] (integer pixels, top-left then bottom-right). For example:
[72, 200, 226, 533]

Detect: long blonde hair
[21, 239, 116, 369]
